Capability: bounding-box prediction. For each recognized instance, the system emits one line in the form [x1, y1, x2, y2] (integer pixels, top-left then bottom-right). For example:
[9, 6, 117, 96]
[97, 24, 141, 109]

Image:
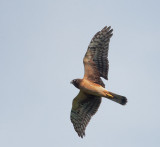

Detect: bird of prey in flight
[70, 26, 127, 138]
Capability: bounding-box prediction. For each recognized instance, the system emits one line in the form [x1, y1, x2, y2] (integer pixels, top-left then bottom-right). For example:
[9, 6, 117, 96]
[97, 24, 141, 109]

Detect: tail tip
[121, 96, 127, 105]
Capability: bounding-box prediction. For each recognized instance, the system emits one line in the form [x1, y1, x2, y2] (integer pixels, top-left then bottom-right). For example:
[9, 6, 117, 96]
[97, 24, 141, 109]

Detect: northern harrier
[70, 26, 127, 138]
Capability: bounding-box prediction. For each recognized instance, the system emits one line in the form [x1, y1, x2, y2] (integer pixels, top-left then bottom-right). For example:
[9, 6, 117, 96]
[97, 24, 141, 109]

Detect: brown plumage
[70, 26, 127, 138]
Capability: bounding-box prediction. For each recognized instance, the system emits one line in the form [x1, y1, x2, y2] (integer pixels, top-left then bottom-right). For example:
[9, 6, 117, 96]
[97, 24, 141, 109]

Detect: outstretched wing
[83, 26, 113, 81]
[70, 91, 101, 138]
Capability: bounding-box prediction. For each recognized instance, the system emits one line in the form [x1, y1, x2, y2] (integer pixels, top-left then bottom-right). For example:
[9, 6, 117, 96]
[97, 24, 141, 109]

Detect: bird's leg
[104, 90, 114, 98]
[105, 91, 127, 105]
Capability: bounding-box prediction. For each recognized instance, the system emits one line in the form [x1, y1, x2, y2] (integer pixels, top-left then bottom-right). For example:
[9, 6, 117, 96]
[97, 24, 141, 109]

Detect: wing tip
[102, 26, 113, 32]
[78, 132, 85, 138]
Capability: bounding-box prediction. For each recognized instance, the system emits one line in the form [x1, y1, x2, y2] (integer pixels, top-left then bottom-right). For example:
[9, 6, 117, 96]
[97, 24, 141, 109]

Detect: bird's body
[70, 26, 127, 138]
[73, 79, 111, 98]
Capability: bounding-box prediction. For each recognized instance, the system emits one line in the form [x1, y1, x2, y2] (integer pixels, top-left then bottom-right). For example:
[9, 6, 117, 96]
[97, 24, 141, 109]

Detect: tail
[107, 91, 127, 105]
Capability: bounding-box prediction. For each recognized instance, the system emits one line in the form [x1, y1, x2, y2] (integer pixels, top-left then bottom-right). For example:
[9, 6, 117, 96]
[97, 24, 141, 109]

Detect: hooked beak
[70, 80, 73, 84]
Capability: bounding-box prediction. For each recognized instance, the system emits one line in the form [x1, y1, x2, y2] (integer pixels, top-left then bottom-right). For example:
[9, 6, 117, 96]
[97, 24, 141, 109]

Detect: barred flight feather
[71, 93, 101, 138]
[84, 26, 113, 80]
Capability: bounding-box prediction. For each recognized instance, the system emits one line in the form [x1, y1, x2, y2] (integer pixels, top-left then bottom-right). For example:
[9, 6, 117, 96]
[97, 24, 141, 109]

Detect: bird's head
[70, 79, 81, 89]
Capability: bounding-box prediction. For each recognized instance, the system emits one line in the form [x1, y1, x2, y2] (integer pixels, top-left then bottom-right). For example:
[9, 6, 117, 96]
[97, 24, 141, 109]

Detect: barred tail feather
[107, 91, 127, 105]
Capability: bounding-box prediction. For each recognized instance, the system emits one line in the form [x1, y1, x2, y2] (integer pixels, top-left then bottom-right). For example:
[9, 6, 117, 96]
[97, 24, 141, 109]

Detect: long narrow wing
[83, 26, 113, 81]
[70, 91, 101, 138]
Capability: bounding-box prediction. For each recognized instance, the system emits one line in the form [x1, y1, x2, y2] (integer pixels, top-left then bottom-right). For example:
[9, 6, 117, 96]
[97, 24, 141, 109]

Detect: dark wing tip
[70, 110, 87, 138]
[78, 132, 85, 138]
[101, 26, 113, 33]
[70, 94, 102, 138]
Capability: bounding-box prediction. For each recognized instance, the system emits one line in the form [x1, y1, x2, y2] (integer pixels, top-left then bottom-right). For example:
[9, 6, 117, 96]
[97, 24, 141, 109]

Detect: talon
[105, 91, 114, 98]
[107, 93, 114, 98]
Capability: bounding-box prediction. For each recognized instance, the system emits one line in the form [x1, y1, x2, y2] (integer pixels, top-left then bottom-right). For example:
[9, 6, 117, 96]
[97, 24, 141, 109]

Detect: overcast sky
[0, 0, 160, 147]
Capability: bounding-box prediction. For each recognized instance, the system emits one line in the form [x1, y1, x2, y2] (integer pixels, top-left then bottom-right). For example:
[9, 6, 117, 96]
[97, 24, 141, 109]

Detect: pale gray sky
[0, 0, 160, 147]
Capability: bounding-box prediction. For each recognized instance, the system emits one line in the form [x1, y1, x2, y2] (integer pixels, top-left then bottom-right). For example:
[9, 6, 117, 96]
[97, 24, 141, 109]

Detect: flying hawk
[70, 26, 127, 138]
